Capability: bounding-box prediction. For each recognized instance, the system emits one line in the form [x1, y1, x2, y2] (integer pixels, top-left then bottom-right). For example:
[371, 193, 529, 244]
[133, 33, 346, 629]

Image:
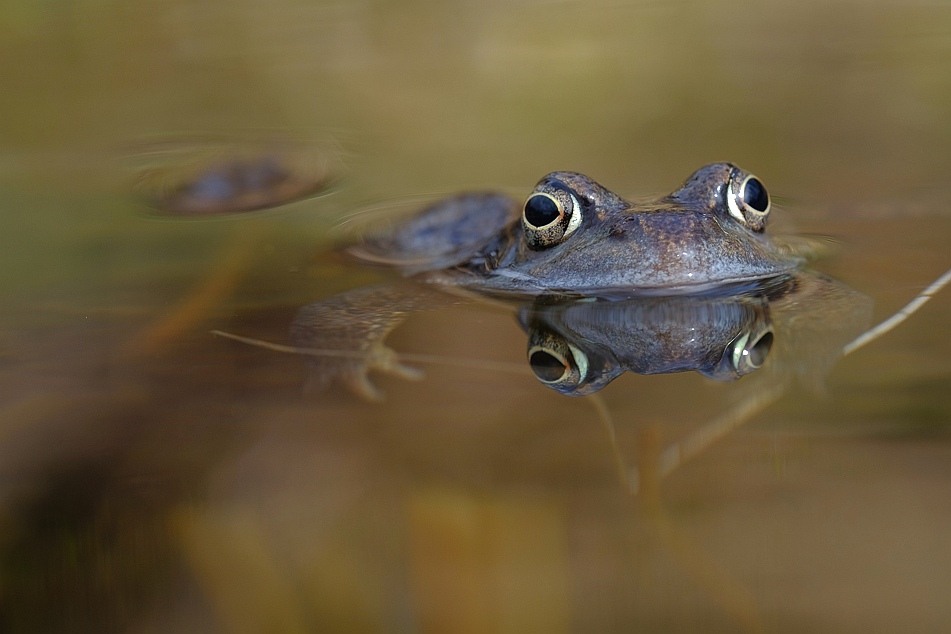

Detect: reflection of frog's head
[519, 292, 776, 396]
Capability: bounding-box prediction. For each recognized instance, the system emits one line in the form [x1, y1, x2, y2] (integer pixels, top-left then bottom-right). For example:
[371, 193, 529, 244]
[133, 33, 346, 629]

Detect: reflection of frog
[352, 163, 799, 295]
[521, 289, 778, 396]
[290, 164, 821, 399]
[519, 273, 871, 396]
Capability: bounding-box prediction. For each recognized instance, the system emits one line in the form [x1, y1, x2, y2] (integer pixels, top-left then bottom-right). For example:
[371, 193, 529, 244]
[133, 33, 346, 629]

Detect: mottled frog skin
[352, 162, 800, 295]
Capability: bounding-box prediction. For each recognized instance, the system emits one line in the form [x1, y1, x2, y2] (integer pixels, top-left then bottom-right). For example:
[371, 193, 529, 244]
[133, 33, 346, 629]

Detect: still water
[2, 0, 951, 632]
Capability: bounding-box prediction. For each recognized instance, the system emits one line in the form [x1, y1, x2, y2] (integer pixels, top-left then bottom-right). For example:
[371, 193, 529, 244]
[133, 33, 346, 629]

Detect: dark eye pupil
[743, 178, 769, 212]
[747, 331, 773, 367]
[529, 350, 568, 382]
[524, 194, 561, 228]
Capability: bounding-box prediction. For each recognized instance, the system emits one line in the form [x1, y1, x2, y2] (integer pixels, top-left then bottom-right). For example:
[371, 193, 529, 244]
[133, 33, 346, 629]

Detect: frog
[287, 163, 814, 399]
[350, 162, 800, 296]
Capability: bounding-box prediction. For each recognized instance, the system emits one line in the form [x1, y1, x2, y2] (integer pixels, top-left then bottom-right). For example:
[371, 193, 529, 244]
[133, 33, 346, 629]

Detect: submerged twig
[211, 329, 529, 375]
[843, 264, 951, 356]
[587, 394, 636, 494]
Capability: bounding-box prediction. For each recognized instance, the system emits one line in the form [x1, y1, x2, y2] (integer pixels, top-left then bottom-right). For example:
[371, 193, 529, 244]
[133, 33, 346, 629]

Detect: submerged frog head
[355, 163, 801, 295]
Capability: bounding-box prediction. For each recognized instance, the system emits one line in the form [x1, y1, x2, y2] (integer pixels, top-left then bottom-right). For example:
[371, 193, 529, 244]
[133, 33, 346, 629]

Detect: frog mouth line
[487, 269, 796, 298]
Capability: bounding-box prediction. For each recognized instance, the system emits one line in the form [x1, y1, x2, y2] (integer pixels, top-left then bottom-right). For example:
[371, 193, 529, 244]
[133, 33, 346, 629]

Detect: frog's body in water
[353, 163, 800, 295]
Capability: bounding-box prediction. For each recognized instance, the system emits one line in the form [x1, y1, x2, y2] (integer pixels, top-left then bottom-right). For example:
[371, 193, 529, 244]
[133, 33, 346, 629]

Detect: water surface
[2, 1, 951, 632]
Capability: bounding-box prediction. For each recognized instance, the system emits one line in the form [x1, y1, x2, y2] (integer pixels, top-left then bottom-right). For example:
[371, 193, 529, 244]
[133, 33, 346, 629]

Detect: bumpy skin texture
[355, 163, 801, 295]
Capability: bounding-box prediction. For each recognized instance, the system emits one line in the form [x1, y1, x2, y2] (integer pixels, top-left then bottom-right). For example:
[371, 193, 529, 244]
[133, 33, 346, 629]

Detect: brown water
[2, 1, 951, 632]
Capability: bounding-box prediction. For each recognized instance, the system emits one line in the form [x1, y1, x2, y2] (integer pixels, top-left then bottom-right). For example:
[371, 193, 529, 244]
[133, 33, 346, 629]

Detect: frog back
[350, 192, 517, 273]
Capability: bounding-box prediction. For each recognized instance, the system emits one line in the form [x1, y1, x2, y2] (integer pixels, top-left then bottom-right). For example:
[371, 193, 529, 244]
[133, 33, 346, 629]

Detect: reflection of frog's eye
[529, 348, 570, 383]
[727, 170, 771, 232]
[527, 334, 589, 389]
[522, 184, 583, 249]
[729, 328, 774, 375]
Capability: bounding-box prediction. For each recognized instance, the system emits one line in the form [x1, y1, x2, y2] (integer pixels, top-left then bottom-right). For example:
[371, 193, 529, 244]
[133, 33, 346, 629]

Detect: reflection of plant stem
[586, 392, 772, 631]
[586, 394, 635, 494]
[655, 382, 788, 481]
[585, 392, 770, 630]
[636, 428, 766, 634]
[591, 381, 786, 497]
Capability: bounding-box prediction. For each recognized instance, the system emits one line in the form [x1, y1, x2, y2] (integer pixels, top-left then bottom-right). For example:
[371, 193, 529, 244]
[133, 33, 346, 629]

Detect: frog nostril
[608, 223, 626, 238]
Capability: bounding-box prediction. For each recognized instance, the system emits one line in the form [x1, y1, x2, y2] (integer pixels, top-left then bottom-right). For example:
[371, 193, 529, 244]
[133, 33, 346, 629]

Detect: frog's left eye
[729, 328, 773, 375]
[727, 170, 771, 232]
[522, 183, 583, 249]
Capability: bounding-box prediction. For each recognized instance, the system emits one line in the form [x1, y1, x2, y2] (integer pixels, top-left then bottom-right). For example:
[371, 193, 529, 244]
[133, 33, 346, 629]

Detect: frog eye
[729, 328, 773, 375]
[522, 183, 583, 249]
[527, 333, 589, 389]
[727, 170, 771, 232]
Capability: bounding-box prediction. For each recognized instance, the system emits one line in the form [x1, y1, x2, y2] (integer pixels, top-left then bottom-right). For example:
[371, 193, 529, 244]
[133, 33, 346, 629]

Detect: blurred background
[1, 0, 950, 632]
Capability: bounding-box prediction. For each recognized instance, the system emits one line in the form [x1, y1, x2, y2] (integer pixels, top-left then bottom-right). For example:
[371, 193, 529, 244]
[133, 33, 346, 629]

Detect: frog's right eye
[522, 183, 583, 249]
